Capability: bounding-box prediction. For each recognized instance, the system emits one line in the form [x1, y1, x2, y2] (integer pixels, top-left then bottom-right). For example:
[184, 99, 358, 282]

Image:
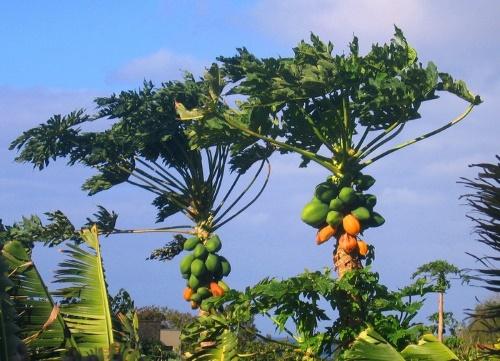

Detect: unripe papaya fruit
[218, 280, 230, 292]
[370, 212, 385, 227]
[205, 253, 221, 273]
[338, 233, 357, 253]
[188, 274, 201, 290]
[356, 174, 376, 191]
[197, 287, 211, 299]
[190, 292, 202, 303]
[315, 182, 338, 203]
[329, 198, 344, 211]
[206, 235, 222, 253]
[193, 243, 208, 259]
[351, 207, 371, 222]
[180, 254, 195, 275]
[357, 240, 369, 256]
[343, 214, 361, 236]
[338, 187, 357, 205]
[301, 201, 329, 227]
[183, 287, 193, 301]
[190, 259, 207, 277]
[183, 236, 200, 251]
[220, 257, 231, 277]
[326, 210, 343, 227]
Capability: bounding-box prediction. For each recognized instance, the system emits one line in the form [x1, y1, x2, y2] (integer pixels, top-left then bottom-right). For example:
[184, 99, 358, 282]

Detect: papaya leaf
[187, 329, 239, 361]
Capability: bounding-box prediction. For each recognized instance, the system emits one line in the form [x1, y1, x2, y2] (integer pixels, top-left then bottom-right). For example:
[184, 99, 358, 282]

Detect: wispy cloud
[108, 49, 205, 84]
[380, 186, 444, 206]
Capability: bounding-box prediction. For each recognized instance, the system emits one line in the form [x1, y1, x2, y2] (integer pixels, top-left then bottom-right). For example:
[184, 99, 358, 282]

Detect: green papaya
[220, 257, 231, 277]
[338, 187, 357, 205]
[190, 292, 202, 303]
[314, 182, 338, 203]
[371, 212, 385, 227]
[183, 236, 200, 251]
[205, 253, 221, 273]
[180, 254, 195, 275]
[206, 235, 222, 253]
[197, 287, 211, 298]
[329, 198, 344, 211]
[326, 210, 343, 227]
[190, 259, 207, 277]
[188, 274, 201, 290]
[364, 194, 377, 209]
[351, 207, 371, 221]
[218, 280, 230, 292]
[301, 201, 329, 227]
[193, 243, 208, 259]
[356, 174, 376, 191]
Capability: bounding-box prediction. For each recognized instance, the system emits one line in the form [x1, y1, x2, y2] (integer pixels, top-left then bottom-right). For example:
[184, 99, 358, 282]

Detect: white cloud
[380, 187, 444, 206]
[108, 49, 205, 84]
[250, 0, 424, 46]
[420, 153, 495, 177]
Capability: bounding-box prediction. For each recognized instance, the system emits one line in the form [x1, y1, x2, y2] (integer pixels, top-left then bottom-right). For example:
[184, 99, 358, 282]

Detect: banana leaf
[2, 240, 74, 358]
[0, 252, 23, 361]
[53, 225, 114, 356]
[400, 334, 459, 361]
[342, 327, 405, 361]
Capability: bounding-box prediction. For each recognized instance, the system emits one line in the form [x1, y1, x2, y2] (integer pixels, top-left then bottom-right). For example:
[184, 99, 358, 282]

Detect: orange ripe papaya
[338, 233, 358, 253]
[183, 287, 193, 301]
[357, 240, 369, 256]
[316, 225, 336, 245]
[210, 282, 224, 297]
[343, 214, 361, 236]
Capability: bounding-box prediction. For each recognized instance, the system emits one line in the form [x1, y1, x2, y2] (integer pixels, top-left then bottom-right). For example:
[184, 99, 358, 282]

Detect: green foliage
[53, 226, 115, 355]
[460, 156, 500, 292]
[0, 249, 26, 361]
[136, 306, 196, 330]
[2, 240, 75, 359]
[343, 329, 460, 361]
[460, 157, 500, 357]
[182, 268, 434, 359]
[211, 27, 480, 174]
[10, 76, 269, 232]
[412, 260, 462, 293]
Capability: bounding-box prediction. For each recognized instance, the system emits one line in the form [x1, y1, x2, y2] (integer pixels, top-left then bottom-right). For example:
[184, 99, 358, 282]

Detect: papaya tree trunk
[333, 242, 361, 278]
[438, 292, 444, 342]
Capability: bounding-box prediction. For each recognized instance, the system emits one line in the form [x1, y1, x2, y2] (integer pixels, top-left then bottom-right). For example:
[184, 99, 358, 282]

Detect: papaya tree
[168, 27, 482, 359]
[184, 27, 481, 278]
[412, 260, 463, 342]
[10, 76, 270, 311]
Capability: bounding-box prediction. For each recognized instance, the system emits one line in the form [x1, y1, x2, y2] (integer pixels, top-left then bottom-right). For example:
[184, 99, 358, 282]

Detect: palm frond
[53, 226, 114, 356]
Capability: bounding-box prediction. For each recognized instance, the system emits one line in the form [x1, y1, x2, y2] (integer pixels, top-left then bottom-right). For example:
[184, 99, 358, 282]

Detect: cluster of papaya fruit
[301, 174, 385, 255]
[179, 234, 231, 309]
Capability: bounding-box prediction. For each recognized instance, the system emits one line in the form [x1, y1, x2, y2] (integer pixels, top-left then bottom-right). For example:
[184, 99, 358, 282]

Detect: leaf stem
[361, 104, 475, 167]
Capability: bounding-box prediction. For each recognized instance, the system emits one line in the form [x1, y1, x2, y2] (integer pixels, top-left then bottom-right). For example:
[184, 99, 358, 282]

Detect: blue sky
[1, 0, 499, 333]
